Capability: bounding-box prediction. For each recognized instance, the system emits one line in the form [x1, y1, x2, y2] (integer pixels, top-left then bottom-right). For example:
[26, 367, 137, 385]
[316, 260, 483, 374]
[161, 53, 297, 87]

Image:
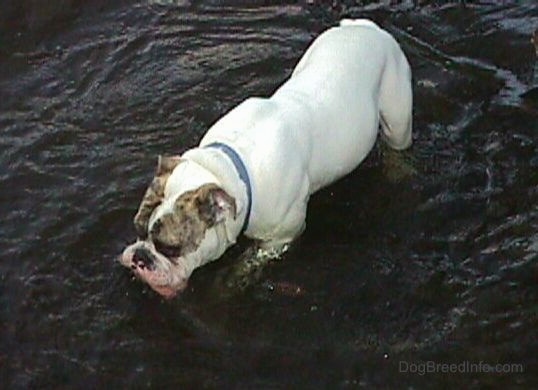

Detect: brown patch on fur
[195, 183, 237, 224]
[133, 155, 182, 238]
[150, 184, 236, 257]
[156, 155, 182, 177]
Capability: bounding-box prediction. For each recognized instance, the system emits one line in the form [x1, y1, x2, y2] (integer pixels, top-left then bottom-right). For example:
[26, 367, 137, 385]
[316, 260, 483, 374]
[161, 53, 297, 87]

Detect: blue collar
[205, 142, 252, 233]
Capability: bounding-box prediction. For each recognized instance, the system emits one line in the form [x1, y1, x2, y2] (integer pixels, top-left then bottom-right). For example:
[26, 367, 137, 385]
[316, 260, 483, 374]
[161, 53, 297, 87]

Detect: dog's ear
[156, 155, 182, 176]
[195, 184, 237, 226]
[133, 156, 182, 238]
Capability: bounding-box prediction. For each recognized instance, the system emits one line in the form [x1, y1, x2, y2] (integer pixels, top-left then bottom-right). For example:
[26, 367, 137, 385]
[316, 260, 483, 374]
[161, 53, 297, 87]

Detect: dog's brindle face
[144, 183, 235, 257]
[121, 156, 236, 298]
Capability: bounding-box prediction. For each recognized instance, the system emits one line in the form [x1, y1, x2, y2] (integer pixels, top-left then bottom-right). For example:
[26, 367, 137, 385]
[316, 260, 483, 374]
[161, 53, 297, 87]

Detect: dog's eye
[154, 241, 182, 258]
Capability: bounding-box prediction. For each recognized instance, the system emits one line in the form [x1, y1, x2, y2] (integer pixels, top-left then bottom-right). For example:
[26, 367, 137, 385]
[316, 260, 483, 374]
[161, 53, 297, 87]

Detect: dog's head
[120, 156, 237, 298]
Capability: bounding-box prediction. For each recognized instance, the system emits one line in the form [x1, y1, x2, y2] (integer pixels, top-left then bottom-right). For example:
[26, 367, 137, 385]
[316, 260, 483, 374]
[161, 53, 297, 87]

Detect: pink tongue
[150, 284, 177, 299]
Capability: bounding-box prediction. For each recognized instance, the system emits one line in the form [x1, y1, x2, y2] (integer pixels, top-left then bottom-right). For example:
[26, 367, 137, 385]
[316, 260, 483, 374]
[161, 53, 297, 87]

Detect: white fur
[192, 18, 413, 250]
[123, 19, 413, 291]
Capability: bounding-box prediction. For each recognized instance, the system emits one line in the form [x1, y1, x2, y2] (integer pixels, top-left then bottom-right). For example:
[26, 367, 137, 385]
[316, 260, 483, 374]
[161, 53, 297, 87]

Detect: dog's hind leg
[378, 42, 413, 151]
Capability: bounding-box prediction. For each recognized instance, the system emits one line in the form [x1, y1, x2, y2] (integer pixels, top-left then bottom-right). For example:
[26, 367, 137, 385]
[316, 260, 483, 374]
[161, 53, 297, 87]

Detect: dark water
[1, 0, 537, 388]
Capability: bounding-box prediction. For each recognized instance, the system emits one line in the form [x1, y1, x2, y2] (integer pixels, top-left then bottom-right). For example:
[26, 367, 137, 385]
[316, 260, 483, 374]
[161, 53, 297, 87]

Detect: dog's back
[201, 20, 412, 240]
[270, 18, 412, 190]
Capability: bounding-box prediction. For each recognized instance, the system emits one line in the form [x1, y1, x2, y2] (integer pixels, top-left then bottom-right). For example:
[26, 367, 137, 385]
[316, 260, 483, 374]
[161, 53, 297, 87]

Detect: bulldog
[120, 19, 413, 298]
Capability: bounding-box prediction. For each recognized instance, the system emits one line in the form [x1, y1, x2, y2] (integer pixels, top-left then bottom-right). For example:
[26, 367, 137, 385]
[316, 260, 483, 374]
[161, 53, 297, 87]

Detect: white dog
[120, 19, 413, 298]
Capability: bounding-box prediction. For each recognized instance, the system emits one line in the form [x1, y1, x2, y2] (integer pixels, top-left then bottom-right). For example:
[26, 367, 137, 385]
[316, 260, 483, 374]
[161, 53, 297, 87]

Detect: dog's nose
[133, 248, 154, 269]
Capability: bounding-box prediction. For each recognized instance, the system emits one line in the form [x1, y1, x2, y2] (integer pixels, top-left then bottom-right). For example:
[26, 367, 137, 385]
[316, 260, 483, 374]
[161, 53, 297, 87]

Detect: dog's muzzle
[132, 247, 156, 270]
[120, 242, 189, 298]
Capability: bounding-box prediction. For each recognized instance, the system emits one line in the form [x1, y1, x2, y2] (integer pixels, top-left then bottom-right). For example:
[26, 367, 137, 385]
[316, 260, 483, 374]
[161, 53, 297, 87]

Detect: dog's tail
[339, 18, 379, 29]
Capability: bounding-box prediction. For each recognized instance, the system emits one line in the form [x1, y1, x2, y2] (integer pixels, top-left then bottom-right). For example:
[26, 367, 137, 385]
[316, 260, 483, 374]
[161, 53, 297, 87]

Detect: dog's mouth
[132, 264, 185, 298]
[120, 243, 188, 298]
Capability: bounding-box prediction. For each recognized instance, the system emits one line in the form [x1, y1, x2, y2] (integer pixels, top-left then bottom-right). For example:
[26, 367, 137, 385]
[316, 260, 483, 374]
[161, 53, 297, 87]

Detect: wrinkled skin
[120, 239, 188, 299]
[119, 156, 236, 298]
